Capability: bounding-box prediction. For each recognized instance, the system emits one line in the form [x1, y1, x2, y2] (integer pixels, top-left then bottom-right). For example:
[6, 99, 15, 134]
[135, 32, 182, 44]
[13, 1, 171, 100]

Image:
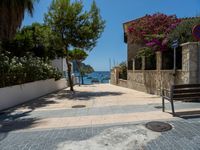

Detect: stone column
[142, 56, 145, 70]
[114, 67, 120, 85]
[181, 42, 200, 84]
[155, 51, 162, 95]
[156, 51, 162, 71]
[132, 59, 135, 71]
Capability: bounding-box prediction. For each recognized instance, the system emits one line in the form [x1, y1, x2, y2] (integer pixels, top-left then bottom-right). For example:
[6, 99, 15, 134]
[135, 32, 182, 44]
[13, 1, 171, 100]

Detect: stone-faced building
[111, 19, 200, 95]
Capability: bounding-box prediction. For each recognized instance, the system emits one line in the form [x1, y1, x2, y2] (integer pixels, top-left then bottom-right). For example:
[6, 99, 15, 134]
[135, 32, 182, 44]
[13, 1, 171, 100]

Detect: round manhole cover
[72, 105, 86, 108]
[145, 121, 172, 132]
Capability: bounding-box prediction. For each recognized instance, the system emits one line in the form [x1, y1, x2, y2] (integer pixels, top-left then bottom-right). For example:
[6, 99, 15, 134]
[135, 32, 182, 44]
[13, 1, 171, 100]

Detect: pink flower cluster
[128, 13, 181, 51]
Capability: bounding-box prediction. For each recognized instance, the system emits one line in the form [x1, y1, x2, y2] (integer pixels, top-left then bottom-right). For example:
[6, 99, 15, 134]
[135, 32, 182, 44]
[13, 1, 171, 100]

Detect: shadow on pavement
[0, 111, 39, 141]
[0, 92, 59, 141]
[0, 87, 124, 142]
[175, 110, 200, 119]
[54, 90, 125, 100]
[19, 97, 58, 111]
[0, 94, 59, 113]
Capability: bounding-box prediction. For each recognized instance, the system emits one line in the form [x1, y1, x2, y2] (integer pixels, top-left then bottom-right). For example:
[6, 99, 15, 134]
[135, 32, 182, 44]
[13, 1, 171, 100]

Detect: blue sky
[23, 0, 200, 71]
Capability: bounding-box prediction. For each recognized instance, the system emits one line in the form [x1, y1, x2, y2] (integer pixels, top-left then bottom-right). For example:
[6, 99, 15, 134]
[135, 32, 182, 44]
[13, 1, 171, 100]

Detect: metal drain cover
[72, 105, 86, 108]
[145, 121, 172, 132]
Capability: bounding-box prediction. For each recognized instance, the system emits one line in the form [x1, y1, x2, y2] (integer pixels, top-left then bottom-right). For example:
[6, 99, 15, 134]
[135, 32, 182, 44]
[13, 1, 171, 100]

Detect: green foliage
[135, 47, 156, 70]
[1, 23, 63, 59]
[44, 0, 105, 90]
[0, 54, 62, 88]
[135, 47, 154, 58]
[44, 0, 105, 51]
[118, 62, 127, 80]
[0, 0, 38, 40]
[68, 49, 88, 62]
[168, 17, 200, 44]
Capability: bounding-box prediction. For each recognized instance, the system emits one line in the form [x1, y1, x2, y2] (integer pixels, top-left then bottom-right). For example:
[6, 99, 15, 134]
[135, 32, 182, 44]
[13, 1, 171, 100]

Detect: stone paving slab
[1, 119, 200, 150]
[10, 84, 162, 112]
[2, 102, 200, 120]
[1, 104, 162, 120]
[1, 84, 200, 150]
[0, 111, 174, 131]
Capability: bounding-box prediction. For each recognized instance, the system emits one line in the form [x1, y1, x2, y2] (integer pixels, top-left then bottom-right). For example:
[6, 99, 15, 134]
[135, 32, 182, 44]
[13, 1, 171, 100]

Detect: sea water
[83, 71, 110, 85]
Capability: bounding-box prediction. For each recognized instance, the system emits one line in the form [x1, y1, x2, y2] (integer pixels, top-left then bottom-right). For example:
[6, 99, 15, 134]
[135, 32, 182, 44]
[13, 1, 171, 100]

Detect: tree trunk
[75, 61, 81, 86]
[81, 74, 84, 85]
[76, 61, 83, 85]
[66, 59, 74, 91]
[78, 75, 81, 86]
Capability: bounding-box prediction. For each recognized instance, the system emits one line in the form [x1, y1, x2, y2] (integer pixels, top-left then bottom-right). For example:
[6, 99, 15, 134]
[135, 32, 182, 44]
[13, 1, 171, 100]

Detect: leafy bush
[168, 17, 200, 44]
[0, 54, 62, 88]
[135, 47, 154, 58]
[118, 62, 127, 80]
[0, 23, 64, 59]
[135, 47, 156, 70]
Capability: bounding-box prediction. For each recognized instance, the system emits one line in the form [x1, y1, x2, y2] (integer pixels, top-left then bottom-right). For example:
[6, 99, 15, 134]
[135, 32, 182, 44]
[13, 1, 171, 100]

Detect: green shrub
[118, 62, 127, 80]
[0, 54, 62, 88]
[135, 47, 154, 58]
[168, 17, 200, 44]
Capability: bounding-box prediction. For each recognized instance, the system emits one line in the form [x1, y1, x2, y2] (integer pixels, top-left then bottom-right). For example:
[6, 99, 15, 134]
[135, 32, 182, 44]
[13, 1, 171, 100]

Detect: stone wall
[128, 43, 142, 61]
[127, 70, 184, 94]
[110, 67, 120, 85]
[111, 42, 200, 95]
[181, 42, 200, 84]
[110, 71, 115, 85]
[118, 79, 128, 88]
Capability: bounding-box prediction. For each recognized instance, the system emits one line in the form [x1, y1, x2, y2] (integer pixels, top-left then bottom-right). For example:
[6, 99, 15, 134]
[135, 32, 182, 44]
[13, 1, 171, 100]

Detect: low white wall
[0, 78, 67, 111]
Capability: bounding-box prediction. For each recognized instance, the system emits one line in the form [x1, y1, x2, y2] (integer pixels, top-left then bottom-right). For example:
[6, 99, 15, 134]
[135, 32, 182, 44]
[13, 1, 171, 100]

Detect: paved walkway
[0, 84, 200, 150]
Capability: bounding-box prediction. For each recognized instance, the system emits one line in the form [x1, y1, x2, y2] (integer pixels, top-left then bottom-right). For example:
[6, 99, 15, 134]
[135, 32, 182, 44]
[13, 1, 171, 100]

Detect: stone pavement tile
[91, 111, 173, 127]
[1, 119, 200, 150]
[0, 103, 163, 122]
[2, 84, 200, 149]
[10, 111, 173, 131]
[146, 120, 200, 150]
[8, 84, 162, 113]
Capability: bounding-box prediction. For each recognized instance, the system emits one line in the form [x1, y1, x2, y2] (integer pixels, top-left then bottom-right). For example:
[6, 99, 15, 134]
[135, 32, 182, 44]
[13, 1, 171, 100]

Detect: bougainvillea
[128, 13, 182, 52]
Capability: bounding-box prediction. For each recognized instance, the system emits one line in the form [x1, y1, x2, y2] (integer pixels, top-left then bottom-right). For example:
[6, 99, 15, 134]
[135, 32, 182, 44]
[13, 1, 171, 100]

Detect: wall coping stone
[180, 42, 199, 47]
[119, 79, 127, 82]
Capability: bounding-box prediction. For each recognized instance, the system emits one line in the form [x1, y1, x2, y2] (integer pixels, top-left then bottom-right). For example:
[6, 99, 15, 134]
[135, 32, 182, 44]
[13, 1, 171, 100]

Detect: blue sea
[83, 71, 110, 84]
